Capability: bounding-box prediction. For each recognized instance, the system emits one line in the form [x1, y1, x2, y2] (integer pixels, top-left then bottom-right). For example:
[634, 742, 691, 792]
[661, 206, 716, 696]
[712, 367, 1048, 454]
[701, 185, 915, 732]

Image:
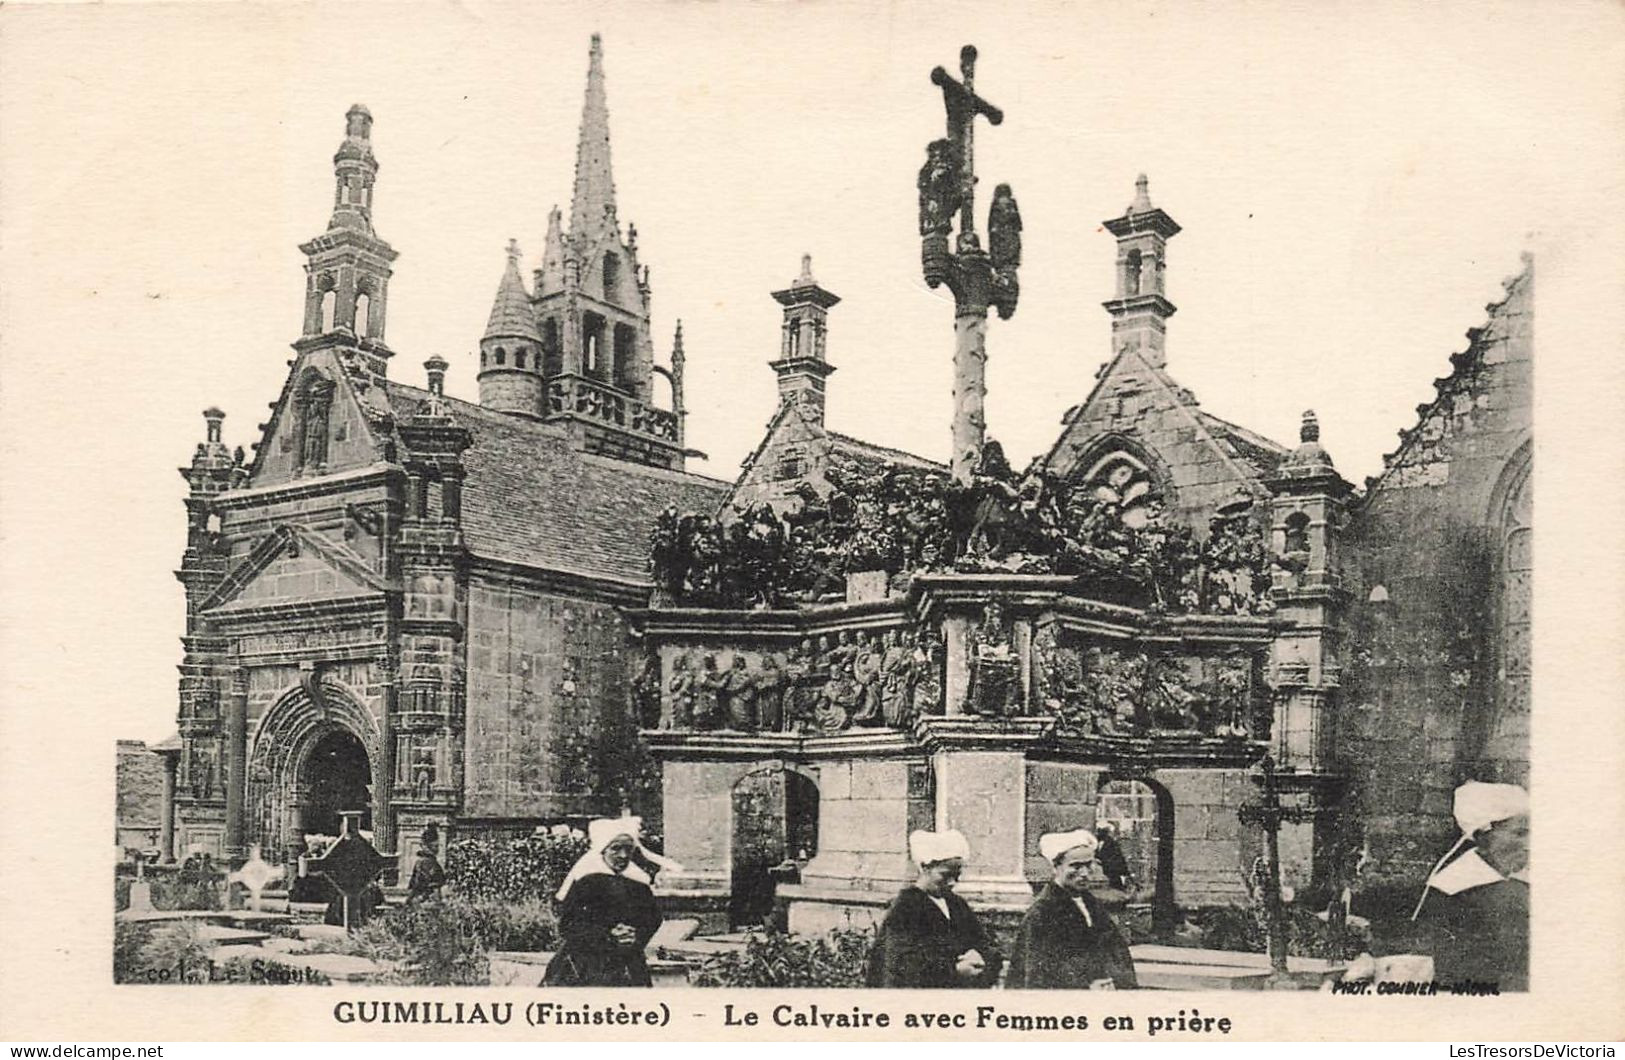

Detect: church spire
[478, 239, 544, 416]
[1102, 173, 1180, 369]
[569, 34, 617, 247]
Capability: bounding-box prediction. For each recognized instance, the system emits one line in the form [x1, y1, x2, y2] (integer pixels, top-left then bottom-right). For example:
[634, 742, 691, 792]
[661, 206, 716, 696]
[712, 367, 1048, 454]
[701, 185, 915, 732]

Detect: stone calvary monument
[634, 45, 1346, 933]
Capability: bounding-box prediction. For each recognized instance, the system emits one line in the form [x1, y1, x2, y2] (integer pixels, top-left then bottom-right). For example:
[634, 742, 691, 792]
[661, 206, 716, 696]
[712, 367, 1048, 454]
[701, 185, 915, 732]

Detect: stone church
[139, 36, 1530, 923]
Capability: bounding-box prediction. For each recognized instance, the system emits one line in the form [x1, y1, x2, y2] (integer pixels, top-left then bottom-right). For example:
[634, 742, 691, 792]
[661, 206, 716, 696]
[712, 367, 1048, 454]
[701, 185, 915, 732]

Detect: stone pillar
[941, 615, 972, 715]
[932, 747, 1032, 904]
[159, 752, 178, 864]
[950, 309, 989, 485]
[376, 657, 397, 863]
[223, 668, 249, 863]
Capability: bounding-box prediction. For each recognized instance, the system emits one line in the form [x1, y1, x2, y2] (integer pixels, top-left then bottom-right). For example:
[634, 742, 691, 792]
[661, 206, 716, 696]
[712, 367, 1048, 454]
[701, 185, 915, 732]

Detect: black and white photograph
[1, 0, 1620, 1044]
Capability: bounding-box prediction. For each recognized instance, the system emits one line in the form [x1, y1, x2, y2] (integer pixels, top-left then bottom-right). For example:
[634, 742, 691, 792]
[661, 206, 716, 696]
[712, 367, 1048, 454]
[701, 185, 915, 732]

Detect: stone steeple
[478, 239, 544, 415]
[1102, 174, 1180, 369]
[569, 34, 617, 249]
[516, 35, 682, 469]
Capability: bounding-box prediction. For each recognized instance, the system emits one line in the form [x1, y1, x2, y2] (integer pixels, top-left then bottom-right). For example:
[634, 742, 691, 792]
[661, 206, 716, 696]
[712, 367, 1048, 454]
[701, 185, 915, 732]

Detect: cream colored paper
[2, 0, 1622, 1042]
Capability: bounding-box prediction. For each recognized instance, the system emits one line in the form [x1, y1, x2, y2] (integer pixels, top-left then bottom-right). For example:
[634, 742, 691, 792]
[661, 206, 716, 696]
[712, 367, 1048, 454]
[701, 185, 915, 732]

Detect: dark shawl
[545, 872, 663, 987]
[1006, 882, 1138, 990]
[1420, 876, 1529, 992]
[866, 886, 1003, 988]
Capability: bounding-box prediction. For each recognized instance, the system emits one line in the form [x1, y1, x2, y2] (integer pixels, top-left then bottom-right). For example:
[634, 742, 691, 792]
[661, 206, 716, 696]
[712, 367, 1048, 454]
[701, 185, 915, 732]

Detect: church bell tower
[1102, 174, 1179, 369]
[296, 105, 398, 380]
[476, 35, 684, 469]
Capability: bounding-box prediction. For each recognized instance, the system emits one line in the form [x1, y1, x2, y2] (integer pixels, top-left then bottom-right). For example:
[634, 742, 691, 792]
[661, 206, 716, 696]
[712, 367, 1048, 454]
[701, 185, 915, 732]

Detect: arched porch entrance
[246, 679, 382, 862]
[299, 729, 372, 837]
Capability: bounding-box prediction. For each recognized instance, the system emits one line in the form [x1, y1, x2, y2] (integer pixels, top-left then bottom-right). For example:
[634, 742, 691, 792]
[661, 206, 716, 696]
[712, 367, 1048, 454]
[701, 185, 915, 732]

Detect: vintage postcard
[1, 0, 1621, 1044]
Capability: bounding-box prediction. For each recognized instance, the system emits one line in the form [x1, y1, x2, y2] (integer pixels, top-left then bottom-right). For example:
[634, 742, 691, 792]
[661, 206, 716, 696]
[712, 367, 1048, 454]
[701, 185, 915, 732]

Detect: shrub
[114, 872, 222, 913]
[690, 926, 874, 988]
[113, 922, 155, 984]
[445, 832, 589, 903]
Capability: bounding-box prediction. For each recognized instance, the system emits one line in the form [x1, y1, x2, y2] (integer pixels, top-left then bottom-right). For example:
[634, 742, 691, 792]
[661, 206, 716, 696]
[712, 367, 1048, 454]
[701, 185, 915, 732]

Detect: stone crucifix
[919, 46, 1022, 485]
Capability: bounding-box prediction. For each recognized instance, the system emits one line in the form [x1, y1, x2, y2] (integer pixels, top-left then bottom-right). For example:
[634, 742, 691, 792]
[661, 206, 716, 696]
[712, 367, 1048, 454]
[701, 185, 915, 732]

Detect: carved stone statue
[917, 138, 962, 236]
[987, 182, 1022, 270]
[782, 640, 815, 734]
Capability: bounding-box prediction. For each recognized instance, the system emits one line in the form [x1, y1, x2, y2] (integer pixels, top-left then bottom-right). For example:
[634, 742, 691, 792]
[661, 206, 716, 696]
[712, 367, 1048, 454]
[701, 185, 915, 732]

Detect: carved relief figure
[665, 652, 695, 729]
[722, 654, 758, 732]
[693, 654, 723, 731]
[968, 600, 1019, 716]
[850, 631, 883, 726]
[879, 629, 914, 728]
[911, 626, 944, 718]
[630, 654, 662, 730]
[756, 654, 785, 733]
[779, 641, 811, 733]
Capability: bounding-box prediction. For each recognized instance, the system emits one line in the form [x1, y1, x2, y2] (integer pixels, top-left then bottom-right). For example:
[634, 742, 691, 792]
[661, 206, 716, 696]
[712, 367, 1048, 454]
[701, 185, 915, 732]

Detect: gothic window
[602, 253, 620, 298]
[354, 292, 371, 337]
[613, 324, 636, 391]
[1080, 450, 1158, 528]
[583, 313, 607, 379]
[495, 346, 506, 366]
[320, 289, 337, 332]
[515, 349, 527, 370]
[786, 318, 802, 358]
[1284, 512, 1310, 555]
[294, 370, 336, 473]
[542, 319, 562, 376]
[1498, 460, 1531, 717]
[1124, 249, 1143, 296]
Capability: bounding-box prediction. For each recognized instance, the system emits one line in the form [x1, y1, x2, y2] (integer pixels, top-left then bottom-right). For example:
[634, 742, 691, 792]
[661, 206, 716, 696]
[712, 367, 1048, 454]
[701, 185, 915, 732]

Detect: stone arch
[246, 677, 382, 862]
[1096, 772, 1177, 931]
[1071, 433, 1172, 528]
[728, 763, 819, 928]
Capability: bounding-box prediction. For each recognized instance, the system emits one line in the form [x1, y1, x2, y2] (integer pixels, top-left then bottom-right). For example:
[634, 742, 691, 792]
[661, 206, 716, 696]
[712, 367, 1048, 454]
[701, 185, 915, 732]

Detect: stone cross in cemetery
[309, 811, 391, 930]
[1238, 754, 1319, 984]
[919, 45, 1022, 485]
[227, 843, 284, 912]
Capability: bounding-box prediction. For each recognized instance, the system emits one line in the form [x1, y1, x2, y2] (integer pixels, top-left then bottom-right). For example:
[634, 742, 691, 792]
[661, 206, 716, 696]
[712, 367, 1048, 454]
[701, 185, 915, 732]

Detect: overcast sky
[1, 1, 1621, 754]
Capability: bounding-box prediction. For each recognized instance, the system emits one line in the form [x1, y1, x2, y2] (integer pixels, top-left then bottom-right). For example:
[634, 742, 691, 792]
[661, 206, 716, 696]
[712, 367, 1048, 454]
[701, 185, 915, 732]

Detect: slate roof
[1193, 410, 1289, 476]
[385, 383, 729, 584]
[826, 430, 947, 475]
[484, 255, 541, 341]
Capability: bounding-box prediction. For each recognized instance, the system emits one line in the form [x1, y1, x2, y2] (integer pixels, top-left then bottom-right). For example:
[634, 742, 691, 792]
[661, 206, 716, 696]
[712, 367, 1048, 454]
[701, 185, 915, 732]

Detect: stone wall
[1342, 260, 1532, 888]
[116, 741, 167, 850]
[463, 569, 653, 821]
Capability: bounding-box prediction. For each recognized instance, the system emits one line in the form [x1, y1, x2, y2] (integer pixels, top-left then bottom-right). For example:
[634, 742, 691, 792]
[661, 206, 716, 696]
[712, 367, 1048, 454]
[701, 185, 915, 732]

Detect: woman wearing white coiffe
[866, 829, 1003, 988]
[1409, 781, 1530, 991]
[546, 817, 672, 987]
[555, 816, 682, 901]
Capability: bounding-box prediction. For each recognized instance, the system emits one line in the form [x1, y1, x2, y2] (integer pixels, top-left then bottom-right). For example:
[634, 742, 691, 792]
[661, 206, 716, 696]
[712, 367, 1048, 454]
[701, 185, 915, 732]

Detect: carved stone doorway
[299, 729, 372, 838]
[730, 766, 819, 929]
